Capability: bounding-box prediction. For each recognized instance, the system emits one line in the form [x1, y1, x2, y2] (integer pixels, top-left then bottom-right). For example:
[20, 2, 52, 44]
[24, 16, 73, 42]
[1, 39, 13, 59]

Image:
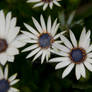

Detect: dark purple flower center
[0, 39, 8, 53]
[38, 33, 53, 49]
[42, 0, 52, 3]
[69, 48, 86, 64]
[0, 79, 10, 92]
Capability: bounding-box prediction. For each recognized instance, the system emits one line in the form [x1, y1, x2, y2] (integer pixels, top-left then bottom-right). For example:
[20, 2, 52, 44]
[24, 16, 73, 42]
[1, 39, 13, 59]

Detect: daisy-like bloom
[49, 28, 92, 80]
[0, 65, 19, 92]
[0, 10, 26, 65]
[27, 0, 61, 11]
[22, 15, 65, 64]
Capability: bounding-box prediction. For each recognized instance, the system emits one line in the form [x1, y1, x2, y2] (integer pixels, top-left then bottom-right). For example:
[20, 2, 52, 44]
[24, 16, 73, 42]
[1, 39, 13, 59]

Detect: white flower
[22, 15, 65, 64]
[0, 65, 19, 92]
[27, 0, 61, 11]
[0, 10, 26, 65]
[49, 28, 92, 80]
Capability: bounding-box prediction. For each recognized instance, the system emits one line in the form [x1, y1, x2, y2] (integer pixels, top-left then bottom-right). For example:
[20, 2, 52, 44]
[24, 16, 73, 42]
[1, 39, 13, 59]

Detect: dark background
[0, 0, 92, 92]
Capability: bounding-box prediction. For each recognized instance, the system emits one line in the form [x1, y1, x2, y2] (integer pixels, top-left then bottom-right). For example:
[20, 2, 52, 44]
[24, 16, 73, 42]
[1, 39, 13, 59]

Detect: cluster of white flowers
[0, 0, 92, 92]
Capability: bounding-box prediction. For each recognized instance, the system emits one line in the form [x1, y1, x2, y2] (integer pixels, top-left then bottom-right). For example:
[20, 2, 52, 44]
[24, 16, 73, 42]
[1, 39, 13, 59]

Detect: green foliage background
[0, 0, 92, 92]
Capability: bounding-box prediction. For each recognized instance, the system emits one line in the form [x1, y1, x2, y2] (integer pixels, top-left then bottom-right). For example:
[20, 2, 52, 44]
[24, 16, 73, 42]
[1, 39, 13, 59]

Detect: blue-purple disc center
[42, 0, 52, 3]
[70, 48, 86, 63]
[0, 39, 8, 53]
[0, 79, 10, 92]
[38, 33, 53, 48]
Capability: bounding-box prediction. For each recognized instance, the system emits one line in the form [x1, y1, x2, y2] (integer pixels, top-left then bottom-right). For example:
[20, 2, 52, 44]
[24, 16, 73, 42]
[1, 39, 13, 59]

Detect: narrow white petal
[40, 15, 46, 31]
[51, 18, 57, 35]
[22, 31, 38, 39]
[22, 44, 38, 52]
[60, 35, 73, 49]
[24, 23, 39, 35]
[87, 53, 92, 58]
[87, 45, 92, 53]
[9, 87, 19, 92]
[41, 50, 46, 64]
[49, 2, 53, 9]
[86, 58, 92, 64]
[62, 63, 74, 78]
[53, 1, 61, 7]
[75, 64, 81, 80]
[26, 47, 40, 58]
[53, 43, 70, 53]
[33, 2, 44, 8]
[32, 17, 43, 33]
[55, 60, 71, 69]
[0, 66, 3, 79]
[33, 50, 43, 61]
[27, 0, 40, 2]
[49, 57, 69, 63]
[10, 79, 19, 86]
[4, 65, 8, 79]
[84, 61, 92, 72]
[69, 30, 77, 47]
[47, 16, 51, 33]
[0, 10, 5, 37]
[9, 73, 17, 82]
[43, 3, 48, 11]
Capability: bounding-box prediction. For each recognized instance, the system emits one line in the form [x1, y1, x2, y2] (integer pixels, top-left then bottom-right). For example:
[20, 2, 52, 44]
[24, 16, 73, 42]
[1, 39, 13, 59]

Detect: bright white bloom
[49, 28, 92, 80]
[0, 10, 26, 65]
[0, 65, 19, 92]
[27, 0, 61, 11]
[22, 15, 65, 64]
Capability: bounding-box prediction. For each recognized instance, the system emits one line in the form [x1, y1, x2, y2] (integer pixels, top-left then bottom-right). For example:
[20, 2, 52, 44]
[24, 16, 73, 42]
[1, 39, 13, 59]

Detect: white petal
[49, 2, 53, 9]
[41, 50, 46, 64]
[62, 63, 74, 78]
[40, 15, 46, 31]
[7, 56, 14, 62]
[53, 43, 70, 53]
[9, 73, 17, 82]
[26, 47, 40, 58]
[32, 17, 43, 33]
[49, 57, 69, 63]
[22, 44, 38, 52]
[9, 87, 19, 92]
[7, 47, 19, 55]
[60, 35, 73, 49]
[27, 0, 40, 2]
[0, 10, 5, 37]
[53, 1, 61, 7]
[84, 61, 92, 72]
[69, 30, 77, 47]
[43, 3, 48, 11]
[22, 31, 38, 39]
[33, 2, 44, 8]
[24, 23, 39, 35]
[87, 44, 92, 53]
[87, 53, 92, 58]
[4, 65, 8, 79]
[51, 18, 57, 35]
[47, 16, 51, 33]
[55, 60, 71, 69]
[10, 79, 19, 86]
[0, 66, 3, 79]
[75, 64, 81, 80]
[33, 50, 43, 61]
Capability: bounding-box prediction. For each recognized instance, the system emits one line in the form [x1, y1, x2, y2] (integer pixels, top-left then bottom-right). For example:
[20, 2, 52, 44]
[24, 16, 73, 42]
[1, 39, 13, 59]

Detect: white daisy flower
[22, 15, 65, 64]
[49, 28, 92, 80]
[27, 0, 61, 11]
[0, 10, 26, 65]
[0, 65, 19, 92]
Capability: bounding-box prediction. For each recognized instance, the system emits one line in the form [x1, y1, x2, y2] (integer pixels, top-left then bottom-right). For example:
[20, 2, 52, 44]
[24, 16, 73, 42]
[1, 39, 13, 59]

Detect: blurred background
[0, 0, 92, 92]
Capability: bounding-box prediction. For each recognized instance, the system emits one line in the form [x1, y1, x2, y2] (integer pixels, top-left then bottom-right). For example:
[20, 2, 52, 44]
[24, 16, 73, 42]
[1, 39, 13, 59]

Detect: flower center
[42, 0, 52, 3]
[38, 33, 54, 49]
[69, 48, 86, 64]
[0, 39, 8, 53]
[0, 79, 10, 92]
